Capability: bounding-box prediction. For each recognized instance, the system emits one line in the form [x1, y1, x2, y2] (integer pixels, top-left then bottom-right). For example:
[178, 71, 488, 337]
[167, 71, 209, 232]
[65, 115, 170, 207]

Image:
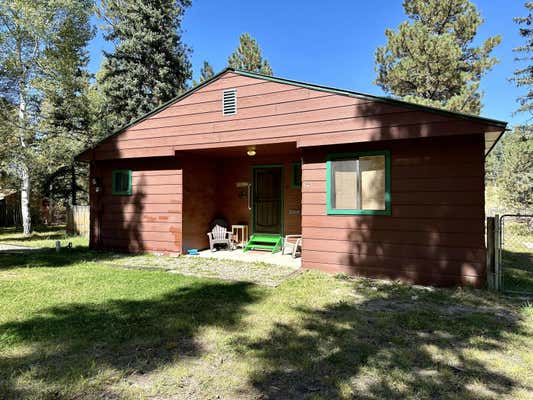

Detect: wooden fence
[66, 205, 90, 236]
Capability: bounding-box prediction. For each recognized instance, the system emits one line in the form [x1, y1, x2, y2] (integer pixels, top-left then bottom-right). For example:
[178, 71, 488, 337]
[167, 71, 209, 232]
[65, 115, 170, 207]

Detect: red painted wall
[180, 153, 302, 253]
[301, 135, 486, 287]
[84, 72, 500, 161]
[90, 157, 182, 254]
[84, 70, 498, 287]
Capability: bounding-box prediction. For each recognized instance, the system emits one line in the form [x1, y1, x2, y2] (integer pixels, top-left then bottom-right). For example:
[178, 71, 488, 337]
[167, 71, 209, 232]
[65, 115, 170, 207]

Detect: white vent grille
[222, 89, 237, 115]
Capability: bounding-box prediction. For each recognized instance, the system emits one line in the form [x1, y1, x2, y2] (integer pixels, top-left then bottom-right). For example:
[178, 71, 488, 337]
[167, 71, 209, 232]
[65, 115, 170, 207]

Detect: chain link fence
[500, 214, 533, 294]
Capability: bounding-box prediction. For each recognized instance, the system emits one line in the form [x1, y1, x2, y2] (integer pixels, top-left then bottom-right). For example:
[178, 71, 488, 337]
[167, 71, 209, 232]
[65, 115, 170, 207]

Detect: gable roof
[77, 67, 507, 160]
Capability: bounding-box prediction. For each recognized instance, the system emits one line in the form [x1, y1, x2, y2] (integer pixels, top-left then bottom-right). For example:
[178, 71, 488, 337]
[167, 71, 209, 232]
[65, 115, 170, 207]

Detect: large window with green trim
[112, 170, 132, 195]
[326, 150, 390, 215]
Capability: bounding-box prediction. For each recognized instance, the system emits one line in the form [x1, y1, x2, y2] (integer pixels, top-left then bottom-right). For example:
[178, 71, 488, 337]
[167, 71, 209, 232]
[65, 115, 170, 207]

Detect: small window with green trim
[112, 170, 132, 195]
[292, 162, 302, 189]
[326, 150, 390, 215]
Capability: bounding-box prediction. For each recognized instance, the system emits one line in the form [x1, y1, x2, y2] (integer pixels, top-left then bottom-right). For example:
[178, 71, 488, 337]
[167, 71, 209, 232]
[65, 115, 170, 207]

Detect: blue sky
[88, 0, 529, 126]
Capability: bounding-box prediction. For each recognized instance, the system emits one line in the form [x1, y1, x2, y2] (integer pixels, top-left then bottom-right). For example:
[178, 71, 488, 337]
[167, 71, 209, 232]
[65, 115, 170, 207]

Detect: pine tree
[0, 0, 94, 234]
[200, 61, 215, 83]
[38, 0, 94, 207]
[228, 33, 273, 75]
[511, 2, 533, 116]
[490, 2, 533, 211]
[497, 127, 533, 210]
[192, 60, 215, 87]
[98, 0, 192, 131]
[375, 0, 500, 115]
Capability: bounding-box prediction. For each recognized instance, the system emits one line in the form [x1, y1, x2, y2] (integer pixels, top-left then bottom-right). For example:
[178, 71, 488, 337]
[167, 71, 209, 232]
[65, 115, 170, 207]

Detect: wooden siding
[82, 70, 498, 287]
[180, 153, 302, 253]
[301, 135, 486, 287]
[216, 155, 302, 237]
[86, 72, 498, 160]
[89, 157, 182, 254]
[181, 155, 217, 251]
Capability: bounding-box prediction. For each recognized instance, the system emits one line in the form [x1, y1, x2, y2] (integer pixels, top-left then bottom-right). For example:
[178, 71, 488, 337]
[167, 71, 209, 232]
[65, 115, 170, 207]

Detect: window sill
[327, 209, 391, 216]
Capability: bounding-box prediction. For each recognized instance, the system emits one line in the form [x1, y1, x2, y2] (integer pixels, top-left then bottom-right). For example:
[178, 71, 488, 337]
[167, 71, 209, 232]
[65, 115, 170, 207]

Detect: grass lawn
[501, 221, 533, 293]
[0, 227, 297, 286]
[0, 225, 88, 248]
[1, 229, 532, 399]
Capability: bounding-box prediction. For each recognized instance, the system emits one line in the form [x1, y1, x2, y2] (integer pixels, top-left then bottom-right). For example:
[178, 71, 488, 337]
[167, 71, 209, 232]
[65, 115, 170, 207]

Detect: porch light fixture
[247, 149, 256, 156]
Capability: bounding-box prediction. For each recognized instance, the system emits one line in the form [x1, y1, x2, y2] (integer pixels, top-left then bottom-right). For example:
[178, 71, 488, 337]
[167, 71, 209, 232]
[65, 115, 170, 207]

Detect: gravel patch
[101, 254, 301, 287]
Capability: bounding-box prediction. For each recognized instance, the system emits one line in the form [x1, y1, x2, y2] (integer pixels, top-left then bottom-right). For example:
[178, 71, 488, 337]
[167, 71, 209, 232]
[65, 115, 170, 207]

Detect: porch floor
[193, 248, 301, 269]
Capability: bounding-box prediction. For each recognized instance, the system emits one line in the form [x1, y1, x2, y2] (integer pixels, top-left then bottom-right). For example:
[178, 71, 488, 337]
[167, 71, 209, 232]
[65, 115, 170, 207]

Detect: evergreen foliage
[0, 0, 94, 233]
[38, 0, 95, 206]
[493, 127, 533, 210]
[228, 33, 273, 75]
[511, 2, 533, 116]
[487, 2, 533, 211]
[375, 0, 500, 114]
[97, 0, 192, 131]
[192, 60, 215, 87]
[200, 60, 215, 83]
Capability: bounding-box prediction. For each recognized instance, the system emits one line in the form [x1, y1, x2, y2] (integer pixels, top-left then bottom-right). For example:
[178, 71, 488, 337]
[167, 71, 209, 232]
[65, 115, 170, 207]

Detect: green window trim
[112, 169, 132, 195]
[326, 150, 391, 216]
[291, 162, 302, 189]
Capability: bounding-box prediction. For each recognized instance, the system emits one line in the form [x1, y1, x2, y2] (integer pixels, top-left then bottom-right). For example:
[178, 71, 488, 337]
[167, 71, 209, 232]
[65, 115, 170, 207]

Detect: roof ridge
[76, 67, 507, 160]
[229, 68, 507, 128]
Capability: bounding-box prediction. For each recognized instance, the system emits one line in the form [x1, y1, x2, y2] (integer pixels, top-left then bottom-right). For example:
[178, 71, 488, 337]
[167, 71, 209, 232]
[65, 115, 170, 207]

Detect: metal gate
[497, 214, 533, 294]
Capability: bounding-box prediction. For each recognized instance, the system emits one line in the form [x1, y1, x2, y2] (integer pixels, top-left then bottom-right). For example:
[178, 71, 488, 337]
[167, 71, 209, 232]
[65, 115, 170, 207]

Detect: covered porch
[192, 247, 301, 269]
[179, 142, 302, 259]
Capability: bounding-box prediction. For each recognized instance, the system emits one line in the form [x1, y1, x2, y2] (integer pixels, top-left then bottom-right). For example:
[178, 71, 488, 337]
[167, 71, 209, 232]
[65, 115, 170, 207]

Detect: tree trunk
[71, 164, 77, 206]
[18, 71, 31, 235]
[20, 163, 31, 235]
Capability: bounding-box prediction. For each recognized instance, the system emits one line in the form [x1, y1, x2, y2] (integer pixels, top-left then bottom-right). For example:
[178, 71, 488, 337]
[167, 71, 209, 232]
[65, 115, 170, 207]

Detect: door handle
[248, 183, 252, 210]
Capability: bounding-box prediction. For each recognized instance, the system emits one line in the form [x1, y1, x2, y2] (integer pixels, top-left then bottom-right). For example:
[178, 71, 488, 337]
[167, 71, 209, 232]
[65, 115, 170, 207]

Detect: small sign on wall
[288, 209, 301, 215]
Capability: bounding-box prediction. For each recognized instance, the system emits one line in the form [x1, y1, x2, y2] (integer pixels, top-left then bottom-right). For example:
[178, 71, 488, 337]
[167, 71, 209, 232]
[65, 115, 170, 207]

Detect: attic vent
[222, 89, 237, 115]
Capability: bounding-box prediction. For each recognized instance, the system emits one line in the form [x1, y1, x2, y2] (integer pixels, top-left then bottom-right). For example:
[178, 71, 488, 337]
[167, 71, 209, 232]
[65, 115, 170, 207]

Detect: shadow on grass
[238, 282, 528, 399]
[0, 280, 260, 399]
[0, 225, 67, 239]
[0, 247, 96, 270]
[0, 246, 146, 271]
[502, 249, 533, 293]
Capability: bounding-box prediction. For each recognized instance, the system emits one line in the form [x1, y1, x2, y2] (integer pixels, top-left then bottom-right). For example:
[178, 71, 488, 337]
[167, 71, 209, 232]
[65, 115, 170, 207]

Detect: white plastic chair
[207, 225, 233, 251]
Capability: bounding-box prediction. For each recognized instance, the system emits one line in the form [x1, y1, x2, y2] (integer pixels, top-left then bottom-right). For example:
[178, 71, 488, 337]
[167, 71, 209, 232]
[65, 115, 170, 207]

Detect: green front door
[252, 166, 283, 234]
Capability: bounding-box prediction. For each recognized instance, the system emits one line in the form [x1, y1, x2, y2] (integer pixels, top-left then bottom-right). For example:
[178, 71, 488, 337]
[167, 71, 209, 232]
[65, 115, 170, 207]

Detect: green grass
[0, 225, 88, 248]
[1, 230, 532, 399]
[501, 222, 533, 293]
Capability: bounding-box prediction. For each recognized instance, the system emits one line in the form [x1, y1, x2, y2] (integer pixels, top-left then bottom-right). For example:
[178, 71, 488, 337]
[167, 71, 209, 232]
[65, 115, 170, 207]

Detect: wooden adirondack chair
[282, 235, 302, 258]
[207, 224, 233, 251]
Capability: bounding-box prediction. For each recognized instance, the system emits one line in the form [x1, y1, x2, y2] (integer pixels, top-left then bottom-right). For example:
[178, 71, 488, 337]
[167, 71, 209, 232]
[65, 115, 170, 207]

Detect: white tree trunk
[18, 78, 31, 235]
[20, 164, 31, 235]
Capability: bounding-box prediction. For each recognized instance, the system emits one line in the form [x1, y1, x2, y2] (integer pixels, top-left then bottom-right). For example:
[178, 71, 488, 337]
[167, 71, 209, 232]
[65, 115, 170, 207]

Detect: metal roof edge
[231, 69, 508, 129]
[76, 67, 235, 161]
[485, 128, 510, 158]
[77, 66, 508, 161]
